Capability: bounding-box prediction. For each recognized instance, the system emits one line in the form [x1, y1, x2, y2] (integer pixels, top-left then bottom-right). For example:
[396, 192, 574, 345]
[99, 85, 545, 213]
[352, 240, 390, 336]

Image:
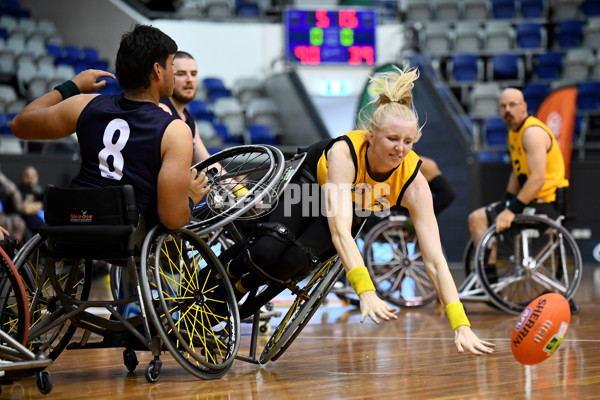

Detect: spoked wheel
[475, 215, 582, 315]
[0, 246, 29, 346]
[188, 145, 286, 236]
[12, 234, 92, 360]
[140, 226, 240, 380]
[259, 256, 344, 364]
[362, 216, 437, 307]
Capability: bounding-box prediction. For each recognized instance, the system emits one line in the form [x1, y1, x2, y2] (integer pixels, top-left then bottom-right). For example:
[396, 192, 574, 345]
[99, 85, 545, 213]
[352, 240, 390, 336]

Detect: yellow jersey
[507, 116, 569, 203]
[315, 130, 422, 212]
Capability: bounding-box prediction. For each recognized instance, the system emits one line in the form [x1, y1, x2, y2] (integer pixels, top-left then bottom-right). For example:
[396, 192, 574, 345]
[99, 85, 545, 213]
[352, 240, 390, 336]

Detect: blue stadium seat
[202, 77, 231, 103]
[523, 82, 550, 112]
[62, 45, 81, 65]
[581, 0, 600, 16]
[555, 20, 584, 48]
[577, 80, 600, 111]
[82, 46, 100, 63]
[247, 124, 277, 145]
[520, 0, 545, 18]
[488, 53, 523, 81]
[236, 0, 260, 17]
[449, 53, 481, 82]
[515, 23, 544, 48]
[534, 51, 564, 80]
[45, 43, 62, 60]
[484, 116, 508, 146]
[491, 0, 516, 19]
[187, 99, 214, 122]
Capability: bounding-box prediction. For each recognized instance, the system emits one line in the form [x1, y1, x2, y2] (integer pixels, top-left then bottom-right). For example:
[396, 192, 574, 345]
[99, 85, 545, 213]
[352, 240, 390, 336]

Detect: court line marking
[297, 336, 600, 343]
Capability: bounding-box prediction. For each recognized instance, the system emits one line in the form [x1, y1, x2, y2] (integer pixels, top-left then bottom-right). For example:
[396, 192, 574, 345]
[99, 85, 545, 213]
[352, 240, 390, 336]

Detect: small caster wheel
[123, 348, 138, 372]
[145, 359, 162, 383]
[35, 370, 53, 394]
[259, 322, 271, 336]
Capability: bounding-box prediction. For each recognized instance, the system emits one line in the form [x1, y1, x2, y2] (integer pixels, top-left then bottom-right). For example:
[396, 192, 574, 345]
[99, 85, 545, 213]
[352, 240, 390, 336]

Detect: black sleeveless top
[159, 97, 196, 142]
[72, 93, 177, 224]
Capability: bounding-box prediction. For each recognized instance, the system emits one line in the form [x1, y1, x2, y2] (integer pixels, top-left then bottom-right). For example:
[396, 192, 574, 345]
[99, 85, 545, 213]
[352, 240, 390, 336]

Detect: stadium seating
[454, 21, 481, 52]
[519, 0, 546, 19]
[522, 82, 550, 113]
[533, 51, 564, 81]
[515, 22, 545, 49]
[554, 20, 585, 48]
[491, 0, 516, 19]
[483, 116, 508, 147]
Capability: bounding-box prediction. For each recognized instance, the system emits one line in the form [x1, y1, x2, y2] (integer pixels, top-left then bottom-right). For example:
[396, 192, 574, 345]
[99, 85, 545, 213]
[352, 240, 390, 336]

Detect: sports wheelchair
[340, 204, 582, 315]
[460, 212, 582, 314]
[11, 184, 240, 382]
[0, 243, 53, 394]
[186, 145, 364, 364]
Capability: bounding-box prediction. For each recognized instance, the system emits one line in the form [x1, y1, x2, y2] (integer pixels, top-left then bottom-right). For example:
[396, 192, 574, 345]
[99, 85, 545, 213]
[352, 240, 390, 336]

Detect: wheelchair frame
[348, 211, 582, 315]
[0, 246, 53, 394]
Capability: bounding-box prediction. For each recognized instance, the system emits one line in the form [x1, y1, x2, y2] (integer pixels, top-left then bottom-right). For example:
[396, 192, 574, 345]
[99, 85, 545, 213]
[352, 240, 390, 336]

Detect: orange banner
[535, 86, 577, 178]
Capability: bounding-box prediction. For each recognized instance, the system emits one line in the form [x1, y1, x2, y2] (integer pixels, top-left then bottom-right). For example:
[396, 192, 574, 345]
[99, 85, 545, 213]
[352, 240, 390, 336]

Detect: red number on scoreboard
[339, 9, 358, 29]
[294, 45, 321, 65]
[315, 9, 330, 28]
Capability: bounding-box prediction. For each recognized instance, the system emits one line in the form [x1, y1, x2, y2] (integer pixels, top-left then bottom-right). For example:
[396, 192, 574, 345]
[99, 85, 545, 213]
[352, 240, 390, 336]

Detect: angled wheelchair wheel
[475, 215, 582, 315]
[188, 145, 286, 236]
[362, 216, 437, 308]
[140, 226, 240, 380]
[259, 256, 344, 364]
[0, 246, 29, 346]
[12, 234, 92, 360]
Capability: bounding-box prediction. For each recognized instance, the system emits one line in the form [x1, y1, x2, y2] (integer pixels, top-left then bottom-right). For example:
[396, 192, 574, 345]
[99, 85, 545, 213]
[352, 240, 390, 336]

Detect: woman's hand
[453, 325, 496, 355]
[358, 291, 398, 324]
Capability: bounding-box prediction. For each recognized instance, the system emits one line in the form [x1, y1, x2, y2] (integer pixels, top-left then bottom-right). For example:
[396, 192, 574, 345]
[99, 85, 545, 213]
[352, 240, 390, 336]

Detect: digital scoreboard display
[284, 8, 377, 66]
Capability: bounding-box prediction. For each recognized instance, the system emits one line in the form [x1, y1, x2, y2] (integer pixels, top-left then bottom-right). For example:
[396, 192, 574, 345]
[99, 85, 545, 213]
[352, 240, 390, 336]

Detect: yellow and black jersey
[507, 115, 569, 203]
[311, 130, 422, 212]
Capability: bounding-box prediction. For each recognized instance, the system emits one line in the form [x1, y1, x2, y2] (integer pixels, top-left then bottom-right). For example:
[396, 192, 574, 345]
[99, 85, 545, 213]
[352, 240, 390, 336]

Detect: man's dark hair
[115, 24, 177, 90]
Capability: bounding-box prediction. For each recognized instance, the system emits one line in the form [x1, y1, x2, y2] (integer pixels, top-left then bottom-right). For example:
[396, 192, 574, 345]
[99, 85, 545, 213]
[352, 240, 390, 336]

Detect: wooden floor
[2, 264, 600, 399]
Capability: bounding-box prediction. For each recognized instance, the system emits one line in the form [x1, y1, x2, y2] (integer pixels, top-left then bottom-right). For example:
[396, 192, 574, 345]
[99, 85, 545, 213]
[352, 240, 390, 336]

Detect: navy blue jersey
[159, 97, 196, 142]
[72, 94, 178, 224]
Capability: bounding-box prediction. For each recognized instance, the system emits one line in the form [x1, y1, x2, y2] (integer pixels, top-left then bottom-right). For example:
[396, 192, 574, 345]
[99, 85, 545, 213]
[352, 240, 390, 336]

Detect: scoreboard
[284, 8, 377, 66]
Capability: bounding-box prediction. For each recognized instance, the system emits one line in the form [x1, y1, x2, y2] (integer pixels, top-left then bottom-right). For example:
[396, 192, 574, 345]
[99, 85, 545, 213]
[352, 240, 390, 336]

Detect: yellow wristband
[347, 266, 375, 295]
[445, 302, 471, 330]
[233, 184, 249, 198]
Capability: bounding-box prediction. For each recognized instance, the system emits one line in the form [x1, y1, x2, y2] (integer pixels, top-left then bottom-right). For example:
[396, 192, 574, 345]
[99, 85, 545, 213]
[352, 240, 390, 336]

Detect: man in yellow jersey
[467, 87, 575, 311]
[468, 87, 568, 246]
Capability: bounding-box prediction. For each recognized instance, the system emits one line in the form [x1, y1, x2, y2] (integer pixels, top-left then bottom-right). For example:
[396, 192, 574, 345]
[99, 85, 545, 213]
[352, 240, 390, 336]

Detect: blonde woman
[228, 66, 495, 356]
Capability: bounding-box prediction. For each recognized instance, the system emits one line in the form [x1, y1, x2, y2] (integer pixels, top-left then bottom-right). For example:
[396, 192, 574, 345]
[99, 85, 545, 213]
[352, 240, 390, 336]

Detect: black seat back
[39, 185, 139, 259]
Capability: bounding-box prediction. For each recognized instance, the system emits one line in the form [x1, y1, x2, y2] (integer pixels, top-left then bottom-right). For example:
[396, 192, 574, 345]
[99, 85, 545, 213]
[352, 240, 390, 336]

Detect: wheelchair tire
[362, 216, 437, 308]
[0, 246, 29, 347]
[140, 226, 240, 380]
[188, 145, 286, 236]
[12, 234, 92, 360]
[259, 256, 344, 364]
[475, 214, 582, 315]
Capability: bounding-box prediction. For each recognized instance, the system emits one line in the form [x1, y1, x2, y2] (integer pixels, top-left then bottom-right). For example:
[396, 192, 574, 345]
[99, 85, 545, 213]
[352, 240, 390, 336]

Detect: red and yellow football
[511, 293, 571, 365]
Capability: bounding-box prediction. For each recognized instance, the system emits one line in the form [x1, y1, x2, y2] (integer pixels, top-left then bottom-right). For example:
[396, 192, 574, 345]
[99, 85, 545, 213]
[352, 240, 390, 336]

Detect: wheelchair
[462, 212, 582, 315]
[333, 213, 437, 309]
[11, 184, 241, 382]
[186, 144, 360, 364]
[0, 242, 53, 394]
[335, 204, 582, 317]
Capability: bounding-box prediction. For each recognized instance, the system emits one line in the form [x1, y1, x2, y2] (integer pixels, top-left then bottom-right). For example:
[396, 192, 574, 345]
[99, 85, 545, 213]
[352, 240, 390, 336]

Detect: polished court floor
[1, 264, 599, 399]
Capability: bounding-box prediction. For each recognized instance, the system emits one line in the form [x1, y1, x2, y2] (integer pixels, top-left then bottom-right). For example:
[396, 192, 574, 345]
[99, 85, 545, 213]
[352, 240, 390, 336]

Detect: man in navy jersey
[158, 51, 213, 165]
[10, 24, 209, 230]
